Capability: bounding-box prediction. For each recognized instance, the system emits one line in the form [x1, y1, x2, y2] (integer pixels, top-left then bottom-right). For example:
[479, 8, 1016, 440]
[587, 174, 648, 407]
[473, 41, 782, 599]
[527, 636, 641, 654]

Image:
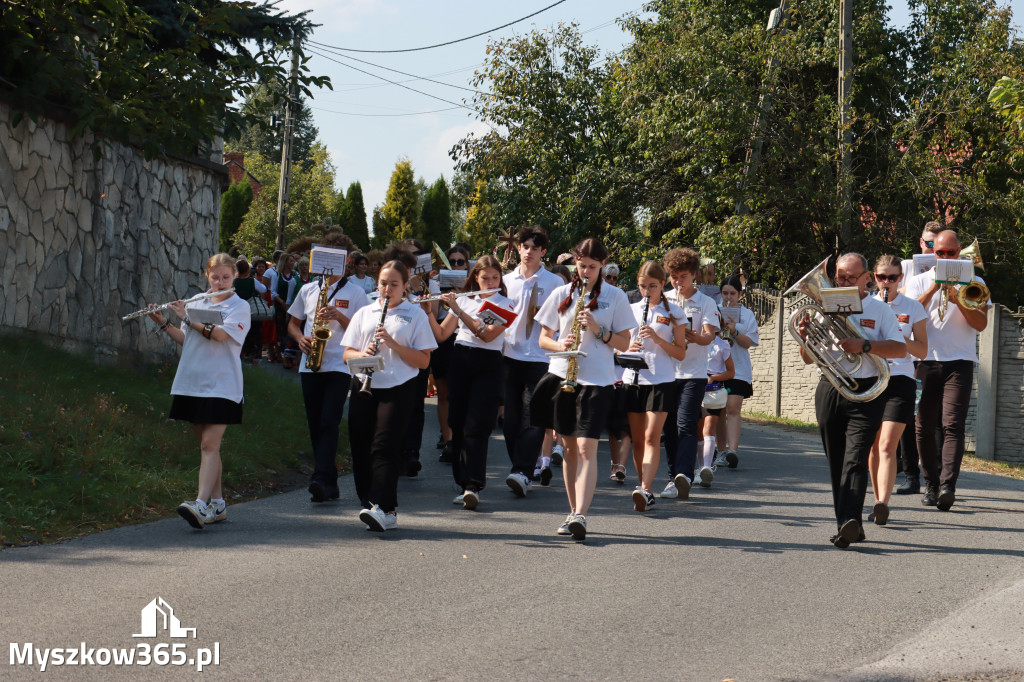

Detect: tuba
[785, 257, 890, 403]
[939, 238, 990, 320]
[305, 276, 334, 372]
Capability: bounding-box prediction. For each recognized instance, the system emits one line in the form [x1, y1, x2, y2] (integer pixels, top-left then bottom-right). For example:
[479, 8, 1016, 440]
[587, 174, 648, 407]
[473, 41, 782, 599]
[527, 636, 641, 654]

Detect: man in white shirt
[903, 230, 989, 511]
[501, 226, 566, 496]
[797, 253, 906, 548]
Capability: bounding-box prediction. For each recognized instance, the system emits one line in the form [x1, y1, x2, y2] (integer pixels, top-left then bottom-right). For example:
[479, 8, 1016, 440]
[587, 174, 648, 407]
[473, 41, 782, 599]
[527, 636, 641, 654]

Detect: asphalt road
[2, 398, 1023, 681]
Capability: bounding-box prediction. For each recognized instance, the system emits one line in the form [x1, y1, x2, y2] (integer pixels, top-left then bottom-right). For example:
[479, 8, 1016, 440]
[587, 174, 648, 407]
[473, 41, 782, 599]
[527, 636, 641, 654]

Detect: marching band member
[698, 328, 735, 486]
[796, 253, 905, 548]
[341, 260, 437, 532]
[287, 232, 370, 503]
[426, 256, 515, 510]
[904, 230, 988, 511]
[147, 253, 251, 529]
[624, 261, 687, 512]
[501, 226, 566, 498]
[662, 248, 720, 498]
[432, 245, 471, 463]
[867, 255, 928, 525]
[532, 238, 636, 541]
[714, 276, 759, 469]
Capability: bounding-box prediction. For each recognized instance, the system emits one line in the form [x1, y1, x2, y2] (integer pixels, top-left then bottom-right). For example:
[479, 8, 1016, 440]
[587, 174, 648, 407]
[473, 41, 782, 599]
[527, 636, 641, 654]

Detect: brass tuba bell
[939, 238, 990, 320]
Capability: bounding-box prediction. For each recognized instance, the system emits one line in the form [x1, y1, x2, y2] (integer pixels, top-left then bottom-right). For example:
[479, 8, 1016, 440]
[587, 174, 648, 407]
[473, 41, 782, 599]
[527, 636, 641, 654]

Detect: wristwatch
[862, 339, 872, 354]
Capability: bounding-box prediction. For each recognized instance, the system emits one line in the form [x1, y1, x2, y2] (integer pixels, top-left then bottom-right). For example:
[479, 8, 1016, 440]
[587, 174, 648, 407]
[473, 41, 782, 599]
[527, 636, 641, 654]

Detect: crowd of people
[149, 220, 987, 548]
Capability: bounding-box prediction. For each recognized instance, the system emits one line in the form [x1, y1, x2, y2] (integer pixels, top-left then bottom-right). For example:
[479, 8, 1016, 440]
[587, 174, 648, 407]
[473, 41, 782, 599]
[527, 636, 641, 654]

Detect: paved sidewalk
[2, 400, 1022, 680]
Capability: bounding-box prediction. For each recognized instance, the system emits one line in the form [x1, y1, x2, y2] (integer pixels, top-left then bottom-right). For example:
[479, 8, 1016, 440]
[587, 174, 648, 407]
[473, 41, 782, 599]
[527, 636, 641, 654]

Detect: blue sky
[272, 0, 1023, 228]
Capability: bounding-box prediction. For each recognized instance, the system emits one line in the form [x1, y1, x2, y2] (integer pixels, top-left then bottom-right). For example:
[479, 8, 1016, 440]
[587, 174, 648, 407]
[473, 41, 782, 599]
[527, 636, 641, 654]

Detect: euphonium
[784, 257, 890, 403]
[305, 277, 334, 372]
[561, 276, 590, 393]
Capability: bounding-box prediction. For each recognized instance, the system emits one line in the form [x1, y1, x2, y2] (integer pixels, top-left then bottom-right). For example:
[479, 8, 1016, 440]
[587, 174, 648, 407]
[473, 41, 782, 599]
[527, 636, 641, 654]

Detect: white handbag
[702, 386, 728, 410]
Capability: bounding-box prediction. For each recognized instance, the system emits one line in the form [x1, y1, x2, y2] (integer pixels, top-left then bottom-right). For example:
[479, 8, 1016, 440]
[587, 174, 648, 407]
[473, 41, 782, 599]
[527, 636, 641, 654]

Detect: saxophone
[561, 277, 589, 393]
[305, 277, 334, 372]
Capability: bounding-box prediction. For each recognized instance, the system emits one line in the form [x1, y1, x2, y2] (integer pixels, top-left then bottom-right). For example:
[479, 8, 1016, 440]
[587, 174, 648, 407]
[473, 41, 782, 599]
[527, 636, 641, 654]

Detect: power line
[310, 48, 485, 95]
[308, 0, 568, 54]
[308, 105, 464, 118]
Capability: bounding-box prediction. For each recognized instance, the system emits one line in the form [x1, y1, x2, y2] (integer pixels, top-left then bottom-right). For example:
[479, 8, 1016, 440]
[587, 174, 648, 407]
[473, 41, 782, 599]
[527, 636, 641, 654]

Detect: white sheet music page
[819, 287, 864, 315]
[912, 253, 937, 275]
[309, 247, 347, 276]
[934, 258, 974, 285]
[186, 308, 224, 325]
[719, 306, 742, 324]
[412, 253, 432, 275]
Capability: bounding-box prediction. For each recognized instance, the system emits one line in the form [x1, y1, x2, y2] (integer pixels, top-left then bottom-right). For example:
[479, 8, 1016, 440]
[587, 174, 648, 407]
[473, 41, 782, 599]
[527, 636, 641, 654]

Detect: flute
[121, 289, 235, 322]
[413, 288, 501, 304]
[358, 296, 391, 395]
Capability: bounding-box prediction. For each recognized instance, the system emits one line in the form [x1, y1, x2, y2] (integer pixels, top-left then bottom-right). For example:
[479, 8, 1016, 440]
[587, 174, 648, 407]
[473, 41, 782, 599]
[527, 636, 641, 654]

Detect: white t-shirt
[626, 298, 686, 386]
[352, 273, 377, 295]
[340, 298, 438, 389]
[288, 278, 370, 374]
[170, 293, 250, 403]
[503, 266, 567, 363]
[721, 305, 759, 384]
[904, 269, 985, 363]
[535, 282, 637, 387]
[815, 294, 904, 379]
[707, 336, 732, 377]
[452, 293, 516, 352]
[665, 288, 721, 379]
[874, 291, 927, 378]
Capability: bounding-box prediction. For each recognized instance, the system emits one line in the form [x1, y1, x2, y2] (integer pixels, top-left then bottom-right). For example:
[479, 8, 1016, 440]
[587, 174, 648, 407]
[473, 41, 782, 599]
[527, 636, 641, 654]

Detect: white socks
[702, 437, 717, 467]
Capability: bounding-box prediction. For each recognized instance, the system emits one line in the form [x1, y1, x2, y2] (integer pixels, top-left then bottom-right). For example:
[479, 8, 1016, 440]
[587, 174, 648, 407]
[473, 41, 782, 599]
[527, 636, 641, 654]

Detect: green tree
[224, 80, 321, 164]
[379, 159, 421, 243]
[421, 177, 452, 250]
[219, 181, 253, 252]
[1, 0, 331, 158]
[463, 176, 493, 255]
[370, 207, 390, 249]
[335, 181, 370, 250]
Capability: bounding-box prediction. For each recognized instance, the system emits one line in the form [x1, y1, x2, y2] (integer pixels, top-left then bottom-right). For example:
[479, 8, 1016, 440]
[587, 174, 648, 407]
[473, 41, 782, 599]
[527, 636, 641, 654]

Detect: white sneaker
[506, 472, 531, 497]
[206, 500, 227, 524]
[359, 504, 387, 532]
[551, 445, 564, 466]
[462, 490, 479, 510]
[712, 450, 729, 468]
[673, 473, 691, 500]
[383, 511, 398, 530]
[177, 500, 214, 529]
[452, 493, 465, 505]
[698, 466, 714, 488]
[568, 514, 587, 541]
[660, 481, 678, 498]
[557, 513, 574, 535]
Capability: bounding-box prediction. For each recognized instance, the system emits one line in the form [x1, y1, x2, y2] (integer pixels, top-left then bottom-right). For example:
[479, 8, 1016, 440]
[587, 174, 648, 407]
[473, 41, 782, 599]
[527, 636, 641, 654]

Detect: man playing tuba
[795, 253, 906, 548]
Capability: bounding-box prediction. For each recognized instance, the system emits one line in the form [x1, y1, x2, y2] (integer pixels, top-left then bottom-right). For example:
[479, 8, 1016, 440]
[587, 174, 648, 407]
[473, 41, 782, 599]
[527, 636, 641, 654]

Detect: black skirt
[530, 372, 615, 439]
[625, 381, 678, 413]
[170, 395, 243, 425]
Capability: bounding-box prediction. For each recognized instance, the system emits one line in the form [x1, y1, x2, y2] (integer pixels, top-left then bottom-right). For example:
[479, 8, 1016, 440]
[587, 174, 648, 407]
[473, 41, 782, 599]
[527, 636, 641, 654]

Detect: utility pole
[275, 36, 301, 251]
[837, 0, 854, 247]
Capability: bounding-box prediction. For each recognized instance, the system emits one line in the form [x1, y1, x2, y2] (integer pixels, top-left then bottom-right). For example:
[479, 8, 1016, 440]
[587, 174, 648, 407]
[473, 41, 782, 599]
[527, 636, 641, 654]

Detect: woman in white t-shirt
[147, 253, 251, 530]
[715, 276, 760, 469]
[868, 255, 928, 525]
[341, 260, 438, 532]
[698, 333, 735, 487]
[623, 260, 688, 512]
[532, 238, 636, 541]
[426, 255, 515, 510]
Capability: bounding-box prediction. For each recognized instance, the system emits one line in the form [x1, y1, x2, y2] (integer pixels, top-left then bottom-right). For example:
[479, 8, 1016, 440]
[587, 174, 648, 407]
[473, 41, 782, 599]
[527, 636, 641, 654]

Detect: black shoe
[921, 484, 938, 507]
[405, 460, 422, 477]
[936, 485, 955, 511]
[540, 466, 553, 486]
[309, 481, 340, 503]
[439, 442, 456, 463]
[436, 434, 446, 450]
[872, 501, 889, 526]
[895, 475, 920, 495]
[831, 519, 860, 549]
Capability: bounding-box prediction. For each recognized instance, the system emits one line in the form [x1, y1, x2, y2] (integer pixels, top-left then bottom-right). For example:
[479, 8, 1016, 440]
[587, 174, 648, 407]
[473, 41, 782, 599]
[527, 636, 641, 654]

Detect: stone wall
[0, 99, 227, 363]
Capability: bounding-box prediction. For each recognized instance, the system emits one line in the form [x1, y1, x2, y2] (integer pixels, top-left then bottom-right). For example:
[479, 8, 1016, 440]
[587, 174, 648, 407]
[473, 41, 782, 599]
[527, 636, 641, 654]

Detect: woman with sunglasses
[431, 246, 472, 463]
[868, 255, 928, 525]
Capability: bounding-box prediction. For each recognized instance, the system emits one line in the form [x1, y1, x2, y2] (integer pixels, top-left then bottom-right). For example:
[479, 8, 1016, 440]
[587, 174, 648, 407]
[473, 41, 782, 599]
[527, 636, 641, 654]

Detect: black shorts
[724, 379, 753, 399]
[881, 374, 916, 424]
[170, 395, 243, 425]
[625, 381, 677, 413]
[606, 383, 630, 437]
[530, 372, 615, 439]
[703, 406, 724, 417]
[430, 335, 456, 380]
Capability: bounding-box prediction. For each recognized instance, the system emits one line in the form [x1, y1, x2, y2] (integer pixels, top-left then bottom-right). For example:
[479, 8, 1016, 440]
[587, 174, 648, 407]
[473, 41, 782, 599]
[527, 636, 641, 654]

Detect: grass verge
[0, 332, 343, 548]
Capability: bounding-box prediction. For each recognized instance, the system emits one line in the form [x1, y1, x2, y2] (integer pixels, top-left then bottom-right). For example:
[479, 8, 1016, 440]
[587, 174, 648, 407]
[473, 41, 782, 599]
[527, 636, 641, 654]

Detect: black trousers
[502, 358, 548, 476]
[915, 360, 974, 491]
[662, 378, 707, 479]
[348, 378, 416, 512]
[401, 366, 430, 463]
[815, 378, 886, 528]
[300, 371, 350, 490]
[448, 345, 503, 492]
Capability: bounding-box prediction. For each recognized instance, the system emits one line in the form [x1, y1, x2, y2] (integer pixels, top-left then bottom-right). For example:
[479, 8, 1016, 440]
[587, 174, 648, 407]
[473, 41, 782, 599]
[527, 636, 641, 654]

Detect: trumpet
[938, 238, 990, 321]
[121, 289, 235, 322]
[413, 288, 501, 304]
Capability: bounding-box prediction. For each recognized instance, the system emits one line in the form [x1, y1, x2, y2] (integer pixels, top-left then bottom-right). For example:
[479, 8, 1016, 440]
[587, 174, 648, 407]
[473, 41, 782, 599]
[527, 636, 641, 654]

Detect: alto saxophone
[561, 277, 589, 393]
[305, 277, 334, 372]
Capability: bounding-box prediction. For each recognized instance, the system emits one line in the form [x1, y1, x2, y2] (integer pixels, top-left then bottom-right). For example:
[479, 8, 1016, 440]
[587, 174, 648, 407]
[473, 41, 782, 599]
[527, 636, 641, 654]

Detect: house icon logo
[133, 597, 197, 639]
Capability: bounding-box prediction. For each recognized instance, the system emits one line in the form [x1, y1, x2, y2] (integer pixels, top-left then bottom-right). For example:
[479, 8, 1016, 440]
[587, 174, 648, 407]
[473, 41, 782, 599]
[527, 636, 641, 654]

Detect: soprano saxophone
[561, 277, 589, 393]
[305, 277, 334, 372]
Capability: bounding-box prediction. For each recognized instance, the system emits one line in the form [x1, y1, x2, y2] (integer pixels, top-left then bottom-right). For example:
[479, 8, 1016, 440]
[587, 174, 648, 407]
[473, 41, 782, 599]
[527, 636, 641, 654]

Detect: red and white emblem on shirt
[860, 318, 876, 329]
[655, 315, 670, 325]
[237, 323, 244, 330]
[336, 300, 349, 309]
[897, 314, 910, 323]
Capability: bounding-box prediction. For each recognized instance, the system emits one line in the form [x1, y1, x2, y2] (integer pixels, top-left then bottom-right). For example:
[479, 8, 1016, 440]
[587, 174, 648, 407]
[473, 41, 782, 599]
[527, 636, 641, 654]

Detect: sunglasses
[449, 258, 467, 266]
[934, 249, 958, 258]
[874, 273, 900, 282]
[924, 240, 935, 248]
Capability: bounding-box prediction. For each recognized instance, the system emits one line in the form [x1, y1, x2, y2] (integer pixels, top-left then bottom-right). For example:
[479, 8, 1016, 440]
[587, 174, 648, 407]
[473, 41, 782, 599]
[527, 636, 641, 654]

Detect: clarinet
[632, 296, 650, 386]
[358, 296, 390, 395]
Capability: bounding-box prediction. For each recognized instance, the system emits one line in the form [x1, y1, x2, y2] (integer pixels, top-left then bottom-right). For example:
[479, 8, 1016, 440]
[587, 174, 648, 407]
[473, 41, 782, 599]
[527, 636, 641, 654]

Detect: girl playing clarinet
[532, 238, 636, 541]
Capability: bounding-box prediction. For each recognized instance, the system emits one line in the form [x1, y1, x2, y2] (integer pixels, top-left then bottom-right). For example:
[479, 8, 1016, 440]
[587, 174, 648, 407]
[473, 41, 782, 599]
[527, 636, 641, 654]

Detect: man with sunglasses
[899, 221, 941, 284]
[796, 253, 905, 548]
[904, 230, 989, 511]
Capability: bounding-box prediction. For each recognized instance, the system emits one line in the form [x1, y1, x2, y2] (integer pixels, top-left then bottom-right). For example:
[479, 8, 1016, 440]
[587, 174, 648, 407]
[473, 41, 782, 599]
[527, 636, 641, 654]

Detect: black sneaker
[831, 519, 860, 549]
[405, 460, 422, 477]
[936, 485, 955, 511]
[439, 442, 456, 464]
[895, 475, 920, 495]
[309, 481, 340, 503]
[872, 501, 889, 525]
[540, 466, 553, 486]
[436, 434, 446, 450]
[921, 484, 938, 507]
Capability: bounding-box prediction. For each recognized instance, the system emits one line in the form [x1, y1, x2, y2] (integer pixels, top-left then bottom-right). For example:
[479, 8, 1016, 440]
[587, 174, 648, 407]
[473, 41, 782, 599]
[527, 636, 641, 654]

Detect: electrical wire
[308, 0, 568, 54]
[310, 48, 485, 95]
[308, 104, 464, 118]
